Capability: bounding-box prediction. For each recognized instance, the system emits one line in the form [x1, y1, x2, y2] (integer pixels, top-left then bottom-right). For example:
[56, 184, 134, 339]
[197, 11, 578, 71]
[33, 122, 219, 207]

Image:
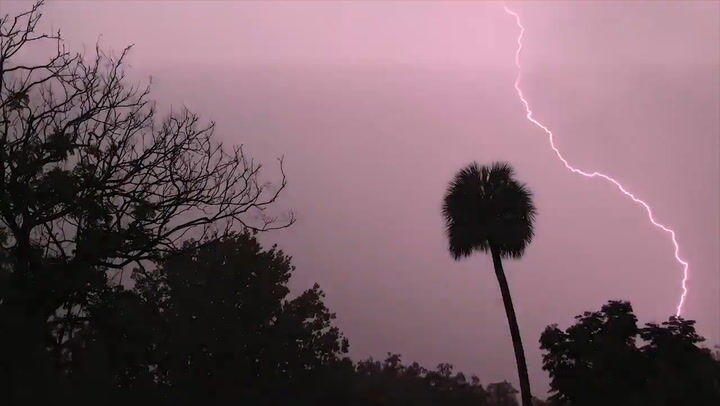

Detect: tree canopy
[540, 300, 720, 405]
[442, 162, 535, 259]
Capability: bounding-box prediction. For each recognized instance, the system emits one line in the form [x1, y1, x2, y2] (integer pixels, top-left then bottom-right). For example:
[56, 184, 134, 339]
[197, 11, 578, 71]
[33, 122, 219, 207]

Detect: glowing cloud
[502, 5, 689, 316]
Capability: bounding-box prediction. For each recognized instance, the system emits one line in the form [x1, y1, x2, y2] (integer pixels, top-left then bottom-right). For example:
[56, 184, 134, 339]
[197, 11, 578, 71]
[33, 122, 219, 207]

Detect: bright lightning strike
[502, 5, 689, 317]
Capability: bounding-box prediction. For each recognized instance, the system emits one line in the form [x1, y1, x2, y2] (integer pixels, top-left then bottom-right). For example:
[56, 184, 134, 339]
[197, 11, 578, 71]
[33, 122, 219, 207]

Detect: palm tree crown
[442, 162, 536, 260]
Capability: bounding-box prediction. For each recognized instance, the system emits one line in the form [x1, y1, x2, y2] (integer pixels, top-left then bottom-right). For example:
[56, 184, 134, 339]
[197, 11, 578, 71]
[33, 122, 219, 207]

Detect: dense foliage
[312, 354, 535, 406]
[442, 162, 535, 260]
[540, 301, 720, 405]
[2, 228, 521, 405]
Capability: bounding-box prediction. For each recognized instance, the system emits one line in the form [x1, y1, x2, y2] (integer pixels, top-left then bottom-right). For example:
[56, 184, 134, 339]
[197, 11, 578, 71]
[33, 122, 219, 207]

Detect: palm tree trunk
[489, 243, 533, 406]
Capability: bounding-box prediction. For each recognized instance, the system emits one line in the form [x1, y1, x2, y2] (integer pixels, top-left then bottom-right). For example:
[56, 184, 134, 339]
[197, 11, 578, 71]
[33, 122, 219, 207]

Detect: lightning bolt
[502, 5, 689, 317]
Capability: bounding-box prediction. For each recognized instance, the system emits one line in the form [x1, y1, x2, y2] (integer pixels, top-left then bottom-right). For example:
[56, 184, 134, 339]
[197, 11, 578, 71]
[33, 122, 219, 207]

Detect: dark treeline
[5, 231, 528, 405]
[541, 301, 720, 405]
[1, 2, 718, 405]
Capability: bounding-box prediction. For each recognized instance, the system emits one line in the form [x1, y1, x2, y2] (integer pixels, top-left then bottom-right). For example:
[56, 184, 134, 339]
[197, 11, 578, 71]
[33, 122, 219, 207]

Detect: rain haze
[11, 0, 719, 395]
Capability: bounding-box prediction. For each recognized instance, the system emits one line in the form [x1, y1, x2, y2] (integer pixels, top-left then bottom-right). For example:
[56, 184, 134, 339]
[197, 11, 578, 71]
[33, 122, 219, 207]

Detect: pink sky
[10, 0, 719, 395]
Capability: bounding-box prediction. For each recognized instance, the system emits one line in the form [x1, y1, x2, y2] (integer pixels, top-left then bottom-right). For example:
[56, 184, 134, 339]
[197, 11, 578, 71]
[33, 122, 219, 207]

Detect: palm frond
[442, 162, 536, 260]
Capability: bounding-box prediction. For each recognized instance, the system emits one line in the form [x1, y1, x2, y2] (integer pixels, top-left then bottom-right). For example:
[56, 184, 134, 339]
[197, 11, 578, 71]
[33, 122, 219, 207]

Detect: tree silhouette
[132, 232, 348, 405]
[0, 2, 290, 402]
[539, 300, 646, 405]
[442, 162, 536, 406]
[320, 353, 499, 405]
[486, 381, 519, 406]
[640, 317, 720, 405]
[540, 300, 720, 405]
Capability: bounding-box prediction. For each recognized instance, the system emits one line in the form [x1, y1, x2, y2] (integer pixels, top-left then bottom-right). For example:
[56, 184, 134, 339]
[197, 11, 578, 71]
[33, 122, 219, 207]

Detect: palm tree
[442, 162, 536, 406]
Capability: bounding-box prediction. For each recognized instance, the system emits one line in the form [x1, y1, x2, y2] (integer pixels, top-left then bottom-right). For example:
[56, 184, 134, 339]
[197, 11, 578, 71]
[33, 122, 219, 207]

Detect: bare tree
[0, 1, 292, 312]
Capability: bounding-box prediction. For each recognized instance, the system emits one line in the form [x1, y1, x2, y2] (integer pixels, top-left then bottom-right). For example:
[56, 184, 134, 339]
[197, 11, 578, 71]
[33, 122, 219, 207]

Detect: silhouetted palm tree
[442, 162, 536, 406]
